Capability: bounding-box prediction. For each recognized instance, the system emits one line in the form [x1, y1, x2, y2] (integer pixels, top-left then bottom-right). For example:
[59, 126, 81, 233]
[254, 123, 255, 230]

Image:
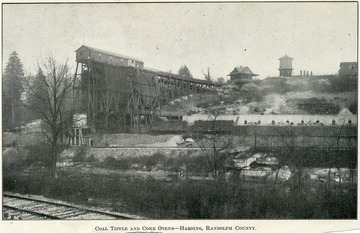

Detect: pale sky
[3, 2, 357, 80]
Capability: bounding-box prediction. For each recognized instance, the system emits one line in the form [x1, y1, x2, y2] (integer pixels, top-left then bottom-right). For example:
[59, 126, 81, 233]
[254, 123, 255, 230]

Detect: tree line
[3, 52, 75, 179]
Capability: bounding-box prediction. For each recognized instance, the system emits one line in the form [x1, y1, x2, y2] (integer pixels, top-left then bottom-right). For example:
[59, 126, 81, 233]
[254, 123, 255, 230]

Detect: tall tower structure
[278, 54, 293, 77]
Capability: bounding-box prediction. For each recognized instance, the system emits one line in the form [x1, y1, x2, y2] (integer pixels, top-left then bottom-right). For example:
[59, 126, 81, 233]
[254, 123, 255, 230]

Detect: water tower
[278, 54, 293, 77]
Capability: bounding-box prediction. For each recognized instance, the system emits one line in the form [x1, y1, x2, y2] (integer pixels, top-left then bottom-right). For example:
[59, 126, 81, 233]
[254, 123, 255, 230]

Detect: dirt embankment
[96, 134, 177, 147]
[161, 75, 357, 116]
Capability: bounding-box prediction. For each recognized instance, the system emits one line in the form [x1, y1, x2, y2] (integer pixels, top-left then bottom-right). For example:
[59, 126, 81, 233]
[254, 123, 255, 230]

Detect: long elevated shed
[73, 45, 219, 133]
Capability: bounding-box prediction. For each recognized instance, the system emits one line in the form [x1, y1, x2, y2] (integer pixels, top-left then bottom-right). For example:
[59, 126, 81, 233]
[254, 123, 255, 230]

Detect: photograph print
[2, 1, 358, 226]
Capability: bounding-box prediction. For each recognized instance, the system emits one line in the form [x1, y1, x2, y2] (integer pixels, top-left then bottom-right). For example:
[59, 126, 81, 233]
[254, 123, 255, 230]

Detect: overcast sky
[3, 2, 357, 80]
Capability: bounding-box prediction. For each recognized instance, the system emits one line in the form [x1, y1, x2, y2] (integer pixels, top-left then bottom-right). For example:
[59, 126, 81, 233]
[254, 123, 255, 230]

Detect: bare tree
[197, 110, 233, 180]
[202, 67, 212, 82]
[22, 55, 75, 180]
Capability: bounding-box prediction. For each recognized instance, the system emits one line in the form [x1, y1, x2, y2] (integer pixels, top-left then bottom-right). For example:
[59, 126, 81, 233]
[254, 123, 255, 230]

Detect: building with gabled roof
[227, 66, 259, 82]
[73, 45, 219, 133]
[75, 45, 144, 68]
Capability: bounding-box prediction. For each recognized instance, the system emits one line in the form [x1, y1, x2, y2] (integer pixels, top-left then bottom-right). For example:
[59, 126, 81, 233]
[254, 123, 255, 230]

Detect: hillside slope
[162, 75, 357, 116]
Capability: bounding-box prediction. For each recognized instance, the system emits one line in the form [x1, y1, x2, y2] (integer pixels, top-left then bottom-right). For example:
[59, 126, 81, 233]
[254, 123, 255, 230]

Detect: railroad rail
[3, 193, 144, 220]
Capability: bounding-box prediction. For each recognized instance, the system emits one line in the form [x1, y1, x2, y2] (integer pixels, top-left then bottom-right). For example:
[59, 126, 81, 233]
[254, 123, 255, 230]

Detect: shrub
[99, 156, 131, 170]
[297, 97, 340, 115]
[348, 101, 357, 114]
[144, 152, 166, 168]
[86, 153, 98, 163]
[24, 143, 52, 166]
[3, 169, 357, 219]
[73, 146, 87, 162]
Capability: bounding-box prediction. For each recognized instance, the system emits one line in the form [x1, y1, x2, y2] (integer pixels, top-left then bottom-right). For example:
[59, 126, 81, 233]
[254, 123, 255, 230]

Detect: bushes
[73, 146, 87, 162]
[96, 152, 208, 174]
[297, 97, 341, 115]
[3, 144, 356, 219]
[99, 156, 132, 170]
[143, 152, 166, 168]
[348, 101, 357, 114]
[3, 170, 51, 195]
[24, 143, 53, 166]
[327, 75, 357, 93]
[3, 169, 356, 219]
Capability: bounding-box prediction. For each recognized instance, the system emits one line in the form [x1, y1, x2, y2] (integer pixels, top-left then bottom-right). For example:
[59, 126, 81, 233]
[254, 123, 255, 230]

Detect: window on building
[109, 56, 113, 62]
[99, 53, 102, 59]
[80, 51, 83, 56]
[120, 59, 123, 64]
[132, 60, 135, 63]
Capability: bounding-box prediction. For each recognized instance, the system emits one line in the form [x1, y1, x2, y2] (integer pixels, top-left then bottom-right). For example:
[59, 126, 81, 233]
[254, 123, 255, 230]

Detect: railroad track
[3, 193, 143, 220]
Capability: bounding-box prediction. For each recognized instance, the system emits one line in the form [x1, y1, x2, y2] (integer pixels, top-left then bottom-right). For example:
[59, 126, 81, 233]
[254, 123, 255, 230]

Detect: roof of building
[76, 45, 144, 62]
[279, 54, 293, 60]
[75, 46, 218, 86]
[227, 66, 259, 76]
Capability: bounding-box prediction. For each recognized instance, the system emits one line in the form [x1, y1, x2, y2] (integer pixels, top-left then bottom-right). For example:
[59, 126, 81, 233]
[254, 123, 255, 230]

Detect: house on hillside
[227, 66, 259, 82]
[339, 62, 357, 77]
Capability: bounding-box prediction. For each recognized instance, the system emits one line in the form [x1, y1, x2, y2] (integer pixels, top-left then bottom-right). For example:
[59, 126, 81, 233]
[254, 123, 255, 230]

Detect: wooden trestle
[73, 61, 219, 133]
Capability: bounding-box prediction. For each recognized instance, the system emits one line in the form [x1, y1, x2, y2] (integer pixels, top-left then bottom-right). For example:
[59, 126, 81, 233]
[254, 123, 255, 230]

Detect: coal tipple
[73, 45, 219, 133]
